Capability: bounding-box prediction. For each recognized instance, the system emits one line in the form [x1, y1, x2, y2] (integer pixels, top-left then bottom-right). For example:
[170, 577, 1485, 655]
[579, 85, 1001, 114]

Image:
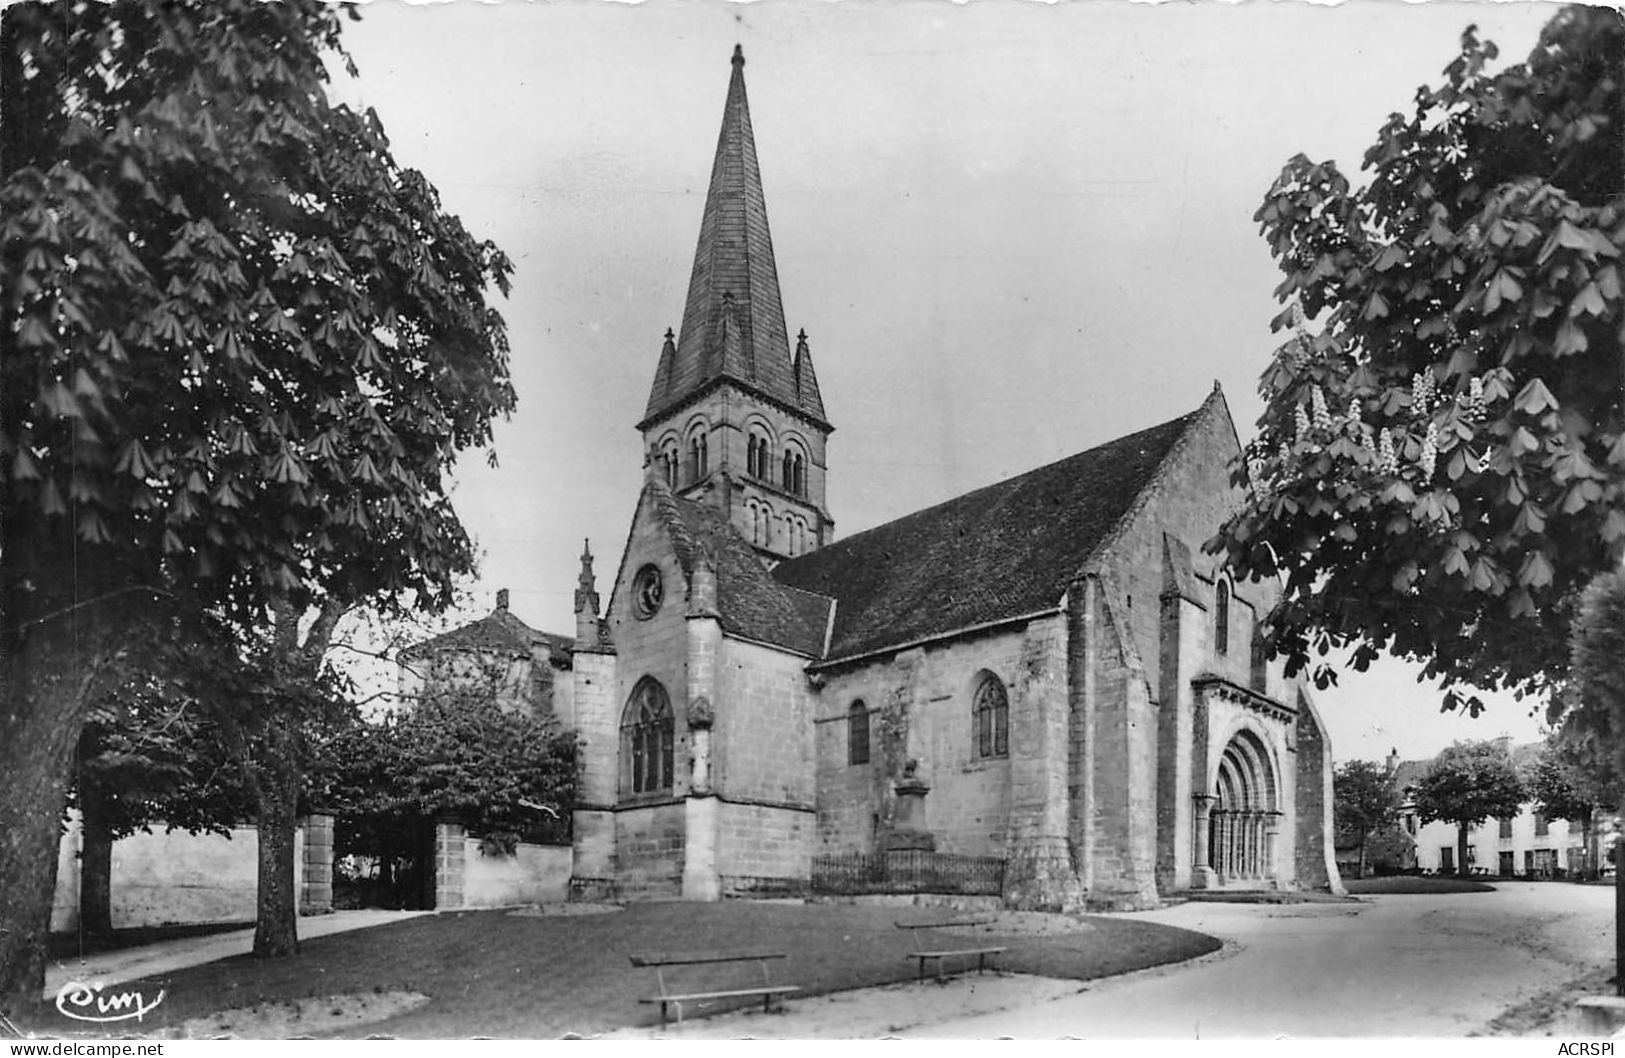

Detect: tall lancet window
[973, 672, 1009, 760]
[1215, 580, 1231, 656]
[622, 678, 674, 796]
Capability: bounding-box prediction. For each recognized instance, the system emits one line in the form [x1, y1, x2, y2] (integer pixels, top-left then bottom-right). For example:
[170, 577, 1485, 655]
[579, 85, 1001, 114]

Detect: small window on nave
[973, 673, 1008, 760]
[848, 701, 870, 766]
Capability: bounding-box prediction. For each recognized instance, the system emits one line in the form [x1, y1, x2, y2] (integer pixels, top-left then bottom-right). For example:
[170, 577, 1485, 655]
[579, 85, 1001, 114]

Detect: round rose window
[632, 564, 664, 619]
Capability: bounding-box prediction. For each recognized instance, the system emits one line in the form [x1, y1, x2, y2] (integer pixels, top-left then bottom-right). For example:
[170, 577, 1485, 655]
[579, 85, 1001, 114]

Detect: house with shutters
[415, 45, 1342, 910]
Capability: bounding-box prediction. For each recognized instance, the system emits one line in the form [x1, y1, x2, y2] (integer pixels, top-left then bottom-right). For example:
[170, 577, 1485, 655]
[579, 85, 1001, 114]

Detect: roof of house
[647, 479, 832, 656]
[401, 606, 573, 666]
[772, 403, 1208, 663]
[642, 45, 827, 430]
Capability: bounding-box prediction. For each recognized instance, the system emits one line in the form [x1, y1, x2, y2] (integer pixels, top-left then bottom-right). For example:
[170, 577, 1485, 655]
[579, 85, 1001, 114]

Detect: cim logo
[55, 980, 166, 1024]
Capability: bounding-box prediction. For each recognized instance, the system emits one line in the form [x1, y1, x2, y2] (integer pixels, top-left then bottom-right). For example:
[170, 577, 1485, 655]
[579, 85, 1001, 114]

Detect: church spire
[640, 45, 829, 430]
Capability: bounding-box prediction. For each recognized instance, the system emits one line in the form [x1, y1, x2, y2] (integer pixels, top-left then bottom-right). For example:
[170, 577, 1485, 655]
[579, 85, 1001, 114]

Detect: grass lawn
[1342, 876, 1495, 894]
[20, 903, 1219, 1038]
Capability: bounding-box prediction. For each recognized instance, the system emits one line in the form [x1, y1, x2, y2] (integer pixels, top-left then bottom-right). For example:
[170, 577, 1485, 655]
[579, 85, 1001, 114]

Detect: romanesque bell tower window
[623, 677, 674, 796]
[748, 431, 772, 480]
[689, 430, 709, 483]
[662, 443, 679, 488]
[847, 701, 870, 765]
[973, 673, 1008, 759]
[1215, 580, 1231, 656]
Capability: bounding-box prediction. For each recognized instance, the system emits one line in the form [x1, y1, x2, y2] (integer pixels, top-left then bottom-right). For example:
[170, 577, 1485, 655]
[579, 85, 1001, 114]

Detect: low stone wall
[462, 839, 571, 907]
[52, 816, 322, 932]
[50, 823, 302, 932]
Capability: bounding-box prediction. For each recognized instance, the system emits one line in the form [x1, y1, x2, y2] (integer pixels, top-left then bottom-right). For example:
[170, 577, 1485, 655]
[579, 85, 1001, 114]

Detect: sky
[332, 0, 1570, 764]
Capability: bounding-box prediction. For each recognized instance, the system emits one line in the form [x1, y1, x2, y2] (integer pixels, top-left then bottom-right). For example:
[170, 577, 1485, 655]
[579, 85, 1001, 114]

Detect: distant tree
[1, 0, 513, 996]
[1335, 759, 1401, 879]
[323, 673, 576, 907]
[1528, 738, 1613, 879]
[1207, 7, 1625, 719]
[1413, 740, 1528, 877]
[68, 672, 253, 938]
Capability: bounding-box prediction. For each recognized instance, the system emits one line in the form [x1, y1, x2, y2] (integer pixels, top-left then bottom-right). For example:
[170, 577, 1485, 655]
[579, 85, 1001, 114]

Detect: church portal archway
[1206, 728, 1281, 886]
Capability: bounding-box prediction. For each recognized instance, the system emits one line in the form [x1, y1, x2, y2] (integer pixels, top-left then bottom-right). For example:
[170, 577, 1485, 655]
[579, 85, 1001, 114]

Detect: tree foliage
[0, 0, 513, 995]
[323, 686, 575, 907]
[1529, 734, 1614, 824]
[1334, 759, 1401, 844]
[1413, 740, 1527, 876]
[1, 0, 514, 613]
[1209, 7, 1625, 715]
[1570, 571, 1625, 785]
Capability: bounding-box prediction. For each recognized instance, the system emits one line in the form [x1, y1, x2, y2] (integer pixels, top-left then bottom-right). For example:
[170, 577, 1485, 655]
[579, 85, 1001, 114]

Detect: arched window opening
[1215, 580, 1231, 656]
[793, 452, 806, 496]
[748, 431, 772, 480]
[689, 430, 709, 483]
[973, 673, 1009, 759]
[782, 449, 794, 491]
[663, 445, 679, 489]
[848, 701, 870, 765]
[622, 678, 674, 796]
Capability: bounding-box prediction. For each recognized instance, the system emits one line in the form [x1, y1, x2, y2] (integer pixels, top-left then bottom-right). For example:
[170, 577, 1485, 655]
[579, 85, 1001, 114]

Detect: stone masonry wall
[1083, 590, 1160, 909]
[716, 800, 814, 894]
[1094, 395, 1262, 704]
[643, 384, 834, 559]
[813, 626, 1042, 860]
[714, 637, 816, 807]
[615, 802, 687, 900]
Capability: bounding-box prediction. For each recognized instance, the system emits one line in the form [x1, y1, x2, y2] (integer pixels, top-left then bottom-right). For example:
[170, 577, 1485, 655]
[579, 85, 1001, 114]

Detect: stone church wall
[714, 637, 816, 807]
[1078, 590, 1160, 908]
[716, 800, 813, 895]
[812, 623, 1057, 861]
[1092, 397, 1258, 703]
[614, 802, 687, 900]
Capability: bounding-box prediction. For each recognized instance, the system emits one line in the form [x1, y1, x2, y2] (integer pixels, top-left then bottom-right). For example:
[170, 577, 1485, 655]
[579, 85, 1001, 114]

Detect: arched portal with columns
[1203, 728, 1282, 886]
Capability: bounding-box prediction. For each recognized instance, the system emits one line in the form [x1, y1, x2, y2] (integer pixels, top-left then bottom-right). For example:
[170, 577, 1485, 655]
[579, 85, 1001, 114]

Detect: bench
[906, 946, 1007, 980]
[629, 950, 800, 1025]
[894, 917, 995, 930]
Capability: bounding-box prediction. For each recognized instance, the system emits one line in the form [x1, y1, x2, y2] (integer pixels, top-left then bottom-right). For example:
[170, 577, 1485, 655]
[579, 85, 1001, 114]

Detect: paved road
[903, 884, 1614, 1038]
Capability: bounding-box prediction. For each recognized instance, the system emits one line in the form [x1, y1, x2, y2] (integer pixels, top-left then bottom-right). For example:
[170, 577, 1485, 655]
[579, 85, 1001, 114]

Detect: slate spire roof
[641, 45, 829, 429]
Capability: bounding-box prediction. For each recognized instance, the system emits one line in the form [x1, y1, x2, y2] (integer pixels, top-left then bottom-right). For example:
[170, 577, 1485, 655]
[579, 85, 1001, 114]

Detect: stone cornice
[1191, 673, 1297, 725]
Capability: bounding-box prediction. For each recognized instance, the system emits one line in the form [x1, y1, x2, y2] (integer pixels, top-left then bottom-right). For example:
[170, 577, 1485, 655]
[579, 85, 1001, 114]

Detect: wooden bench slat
[907, 946, 1007, 958]
[639, 986, 800, 1004]
[630, 951, 788, 967]
[894, 918, 995, 930]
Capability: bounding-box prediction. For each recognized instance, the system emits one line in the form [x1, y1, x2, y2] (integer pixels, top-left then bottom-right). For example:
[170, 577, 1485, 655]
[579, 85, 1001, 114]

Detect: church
[416, 46, 1341, 911]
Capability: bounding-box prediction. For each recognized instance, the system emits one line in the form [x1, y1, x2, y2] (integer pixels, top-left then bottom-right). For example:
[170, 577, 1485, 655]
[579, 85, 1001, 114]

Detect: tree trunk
[0, 599, 119, 1008]
[1358, 838, 1367, 880]
[251, 716, 302, 959]
[77, 794, 115, 939]
[1457, 823, 1471, 878]
[244, 599, 347, 959]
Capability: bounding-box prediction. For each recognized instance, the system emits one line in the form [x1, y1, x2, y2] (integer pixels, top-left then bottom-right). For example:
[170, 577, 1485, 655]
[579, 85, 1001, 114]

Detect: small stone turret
[574, 539, 609, 650]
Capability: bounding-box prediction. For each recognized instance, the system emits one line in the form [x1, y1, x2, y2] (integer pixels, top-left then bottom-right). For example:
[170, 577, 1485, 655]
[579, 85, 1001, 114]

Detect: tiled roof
[642, 46, 828, 429]
[772, 408, 1204, 663]
[402, 608, 573, 666]
[647, 480, 831, 656]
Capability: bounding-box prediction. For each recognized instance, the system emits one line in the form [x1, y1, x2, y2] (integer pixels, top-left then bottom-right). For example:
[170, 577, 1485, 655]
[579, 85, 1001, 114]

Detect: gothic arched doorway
[1206, 729, 1281, 886]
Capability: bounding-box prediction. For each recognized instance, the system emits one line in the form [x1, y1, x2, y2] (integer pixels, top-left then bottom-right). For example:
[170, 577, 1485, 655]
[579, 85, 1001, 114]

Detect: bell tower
[637, 45, 834, 563]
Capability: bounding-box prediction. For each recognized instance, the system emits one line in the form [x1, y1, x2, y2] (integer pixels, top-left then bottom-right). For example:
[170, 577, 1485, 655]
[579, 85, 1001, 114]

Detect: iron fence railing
[810, 850, 1005, 896]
